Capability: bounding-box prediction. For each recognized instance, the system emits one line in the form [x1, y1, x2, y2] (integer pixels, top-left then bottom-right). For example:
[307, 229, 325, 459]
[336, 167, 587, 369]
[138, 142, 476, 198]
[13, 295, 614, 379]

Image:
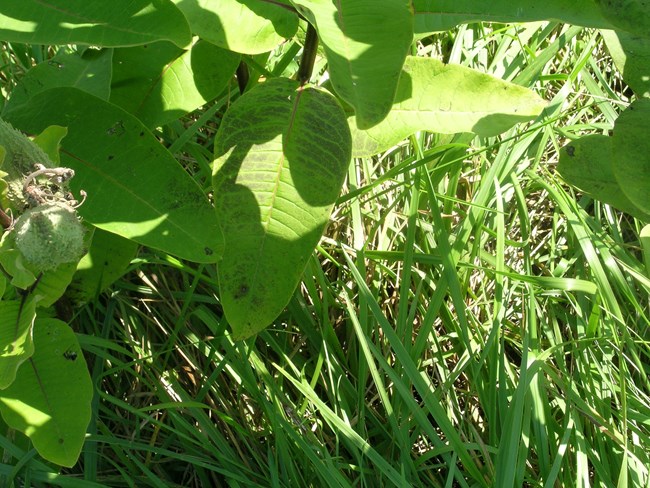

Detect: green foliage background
[0, 0, 648, 486]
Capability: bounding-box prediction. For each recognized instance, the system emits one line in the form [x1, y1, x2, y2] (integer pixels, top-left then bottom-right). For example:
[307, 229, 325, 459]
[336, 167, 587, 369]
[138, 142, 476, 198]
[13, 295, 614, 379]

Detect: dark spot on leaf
[107, 121, 125, 136]
[139, 131, 145, 137]
[234, 284, 249, 299]
[566, 145, 575, 157]
[108, 155, 114, 160]
[59, 438, 64, 444]
[204, 247, 213, 255]
[63, 349, 77, 361]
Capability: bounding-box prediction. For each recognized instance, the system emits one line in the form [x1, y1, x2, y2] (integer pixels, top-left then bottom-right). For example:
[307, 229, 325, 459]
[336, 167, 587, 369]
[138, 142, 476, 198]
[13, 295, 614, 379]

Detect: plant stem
[298, 23, 318, 85]
[236, 61, 249, 94]
[0, 207, 12, 229]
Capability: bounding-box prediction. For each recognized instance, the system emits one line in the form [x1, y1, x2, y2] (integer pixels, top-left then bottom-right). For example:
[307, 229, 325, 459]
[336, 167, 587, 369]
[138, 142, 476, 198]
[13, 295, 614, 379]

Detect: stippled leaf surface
[351, 57, 546, 157]
[213, 78, 350, 339]
[66, 228, 139, 305]
[595, 0, 650, 36]
[559, 134, 650, 220]
[291, 0, 413, 129]
[3, 49, 112, 115]
[110, 40, 240, 128]
[4, 88, 223, 263]
[0, 0, 190, 47]
[0, 319, 92, 467]
[173, 0, 298, 54]
[0, 299, 36, 389]
[602, 30, 650, 98]
[611, 99, 650, 214]
[413, 0, 613, 34]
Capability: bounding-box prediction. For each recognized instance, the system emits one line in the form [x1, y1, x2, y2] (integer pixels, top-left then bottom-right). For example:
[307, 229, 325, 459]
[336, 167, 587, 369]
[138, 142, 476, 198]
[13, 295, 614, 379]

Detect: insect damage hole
[63, 348, 78, 361]
[234, 284, 249, 299]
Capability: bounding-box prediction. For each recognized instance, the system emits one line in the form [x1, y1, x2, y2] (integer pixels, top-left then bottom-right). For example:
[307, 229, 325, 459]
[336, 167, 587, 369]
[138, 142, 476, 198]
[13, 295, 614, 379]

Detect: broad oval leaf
[3, 48, 113, 115]
[595, 0, 650, 37]
[558, 135, 650, 220]
[612, 99, 650, 214]
[0, 299, 36, 389]
[350, 57, 546, 157]
[413, 0, 614, 34]
[173, 0, 299, 54]
[0, 318, 92, 467]
[4, 88, 223, 263]
[66, 228, 139, 305]
[213, 78, 351, 339]
[0, 0, 191, 48]
[602, 30, 650, 98]
[110, 40, 240, 128]
[292, 0, 413, 129]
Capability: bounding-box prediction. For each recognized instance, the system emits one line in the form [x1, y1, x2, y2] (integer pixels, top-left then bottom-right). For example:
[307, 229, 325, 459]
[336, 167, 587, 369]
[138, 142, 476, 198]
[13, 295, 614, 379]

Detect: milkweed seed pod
[0, 118, 54, 210]
[14, 203, 85, 271]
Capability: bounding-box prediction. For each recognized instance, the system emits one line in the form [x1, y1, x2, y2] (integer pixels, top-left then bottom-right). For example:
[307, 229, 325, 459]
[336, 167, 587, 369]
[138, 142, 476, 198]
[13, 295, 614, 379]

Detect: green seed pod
[14, 203, 85, 271]
[0, 118, 55, 209]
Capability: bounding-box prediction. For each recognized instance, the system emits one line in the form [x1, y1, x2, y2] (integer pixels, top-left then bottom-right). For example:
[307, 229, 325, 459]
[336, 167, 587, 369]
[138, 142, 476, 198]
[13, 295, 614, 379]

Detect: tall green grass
[1, 21, 649, 488]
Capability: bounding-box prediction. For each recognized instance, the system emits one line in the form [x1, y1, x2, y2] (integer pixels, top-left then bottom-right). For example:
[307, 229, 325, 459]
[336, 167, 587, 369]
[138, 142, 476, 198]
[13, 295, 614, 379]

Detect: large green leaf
[110, 40, 240, 128]
[3, 48, 112, 115]
[612, 99, 650, 214]
[602, 30, 650, 98]
[0, 299, 36, 389]
[66, 228, 139, 305]
[412, 0, 613, 34]
[0, 0, 190, 48]
[350, 56, 546, 157]
[0, 318, 92, 467]
[213, 78, 351, 339]
[291, 0, 413, 129]
[173, 0, 298, 54]
[4, 88, 223, 263]
[595, 0, 650, 37]
[558, 135, 650, 220]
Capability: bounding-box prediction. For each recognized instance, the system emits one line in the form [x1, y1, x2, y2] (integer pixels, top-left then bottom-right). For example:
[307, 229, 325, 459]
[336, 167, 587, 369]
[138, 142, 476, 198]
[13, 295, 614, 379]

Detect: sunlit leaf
[4, 88, 223, 263]
[213, 78, 350, 339]
[3, 49, 112, 115]
[412, 0, 613, 34]
[110, 40, 240, 128]
[602, 30, 650, 98]
[0, 319, 92, 467]
[291, 0, 413, 129]
[66, 228, 139, 305]
[0, 299, 36, 389]
[173, 0, 298, 54]
[351, 57, 546, 157]
[0, 0, 190, 47]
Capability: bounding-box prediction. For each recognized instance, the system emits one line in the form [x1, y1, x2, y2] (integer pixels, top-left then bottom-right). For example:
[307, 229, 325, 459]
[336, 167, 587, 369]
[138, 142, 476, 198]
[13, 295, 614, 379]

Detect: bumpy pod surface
[0, 118, 55, 209]
[14, 203, 85, 271]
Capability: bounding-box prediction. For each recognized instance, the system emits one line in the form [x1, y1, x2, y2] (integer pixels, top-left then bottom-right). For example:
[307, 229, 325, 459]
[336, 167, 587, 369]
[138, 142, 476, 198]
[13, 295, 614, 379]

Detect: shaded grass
[1, 21, 649, 488]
